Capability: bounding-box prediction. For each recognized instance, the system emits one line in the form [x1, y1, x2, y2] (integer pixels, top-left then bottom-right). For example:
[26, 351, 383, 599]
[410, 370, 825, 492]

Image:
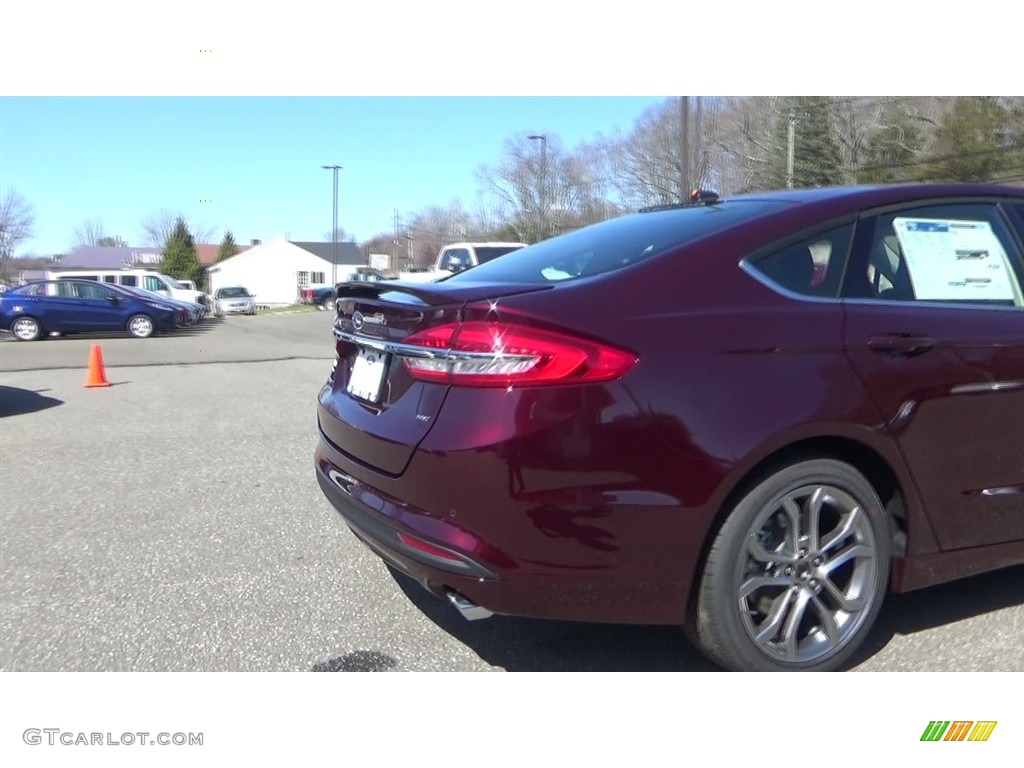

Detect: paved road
[1, 314, 1022, 671]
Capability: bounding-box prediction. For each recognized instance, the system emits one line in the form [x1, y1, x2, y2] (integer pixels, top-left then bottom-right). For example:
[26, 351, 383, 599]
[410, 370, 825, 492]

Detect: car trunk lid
[318, 280, 553, 476]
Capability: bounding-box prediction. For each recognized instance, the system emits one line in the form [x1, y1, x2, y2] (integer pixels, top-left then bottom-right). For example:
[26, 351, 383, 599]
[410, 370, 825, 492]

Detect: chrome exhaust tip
[446, 590, 494, 621]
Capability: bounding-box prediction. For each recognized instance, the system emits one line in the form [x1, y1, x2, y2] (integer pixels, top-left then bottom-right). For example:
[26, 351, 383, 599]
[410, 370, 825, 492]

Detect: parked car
[0, 279, 181, 340]
[300, 270, 388, 311]
[300, 285, 337, 311]
[314, 184, 1024, 672]
[118, 286, 206, 324]
[213, 286, 257, 316]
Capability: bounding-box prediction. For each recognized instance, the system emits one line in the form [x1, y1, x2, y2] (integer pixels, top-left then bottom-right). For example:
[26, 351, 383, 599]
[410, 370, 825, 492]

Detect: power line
[857, 143, 1022, 173]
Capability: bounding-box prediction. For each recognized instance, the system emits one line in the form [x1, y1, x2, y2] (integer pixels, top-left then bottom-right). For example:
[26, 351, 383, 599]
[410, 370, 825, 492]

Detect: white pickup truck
[397, 242, 527, 283]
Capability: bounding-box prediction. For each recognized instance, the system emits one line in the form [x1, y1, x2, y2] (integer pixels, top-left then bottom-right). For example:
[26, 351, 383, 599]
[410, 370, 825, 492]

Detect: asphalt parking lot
[1, 311, 1022, 671]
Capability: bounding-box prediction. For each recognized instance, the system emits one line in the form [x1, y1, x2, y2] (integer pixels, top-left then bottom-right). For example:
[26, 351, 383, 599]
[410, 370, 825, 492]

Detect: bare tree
[706, 96, 784, 193]
[322, 227, 354, 243]
[604, 97, 725, 209]
[407, 201, 475, 268]
[0, 188, 37, 283]
[476, 133, 601, 243]
[71, 218, 125, 249]
[140, 209, 216, 248]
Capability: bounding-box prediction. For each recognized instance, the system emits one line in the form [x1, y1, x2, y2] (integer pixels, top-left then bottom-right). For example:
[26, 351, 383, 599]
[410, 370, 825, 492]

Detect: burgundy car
[315, 184, 1024, 672]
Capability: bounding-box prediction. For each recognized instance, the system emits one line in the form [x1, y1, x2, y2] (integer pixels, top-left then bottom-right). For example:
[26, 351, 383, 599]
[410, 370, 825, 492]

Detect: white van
[50, 269, 209, 308]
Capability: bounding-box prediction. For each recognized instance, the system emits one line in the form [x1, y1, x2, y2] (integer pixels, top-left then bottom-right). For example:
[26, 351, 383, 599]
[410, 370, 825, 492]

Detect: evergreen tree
[924, 97, 1021, 182]
[159, 217, 203, 287]
[769, 96, 843, 189]
[216, 230, 240, 263]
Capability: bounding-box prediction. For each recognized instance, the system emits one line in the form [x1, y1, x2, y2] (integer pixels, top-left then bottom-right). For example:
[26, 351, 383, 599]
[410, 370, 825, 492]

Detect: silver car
[213, 286, 257, 316]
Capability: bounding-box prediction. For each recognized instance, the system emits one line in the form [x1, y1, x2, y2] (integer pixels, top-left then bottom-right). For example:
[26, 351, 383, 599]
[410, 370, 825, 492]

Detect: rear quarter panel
[486, 224, 937, 566]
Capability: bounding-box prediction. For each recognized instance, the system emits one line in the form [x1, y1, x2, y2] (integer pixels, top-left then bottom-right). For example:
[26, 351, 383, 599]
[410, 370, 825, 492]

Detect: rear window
[474, 246, 523, 264]
[445, 201, 791, 285]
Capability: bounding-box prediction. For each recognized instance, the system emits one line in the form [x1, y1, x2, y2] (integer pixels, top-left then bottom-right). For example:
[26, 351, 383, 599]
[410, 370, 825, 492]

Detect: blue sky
[1, 3, 1010, 258]
[1, 96, 668, 255]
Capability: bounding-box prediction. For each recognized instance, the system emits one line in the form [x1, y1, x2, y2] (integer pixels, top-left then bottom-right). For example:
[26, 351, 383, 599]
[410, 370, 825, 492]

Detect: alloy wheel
[128, 315, 154, 338]
[737, 484, 880, 664]
[12, 317, 41, 341]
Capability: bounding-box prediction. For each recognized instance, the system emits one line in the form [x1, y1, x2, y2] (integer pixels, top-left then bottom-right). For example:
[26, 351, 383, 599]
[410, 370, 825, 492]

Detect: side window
[143, 275, 164, 292]
[1005, 203, 1024, 246]
[845, 203, 1024, 308]
[103, 275, 117, 284]
[748, 224, 854, 298]
[74, 282, 112, 300]
[119, 275, 138, 287]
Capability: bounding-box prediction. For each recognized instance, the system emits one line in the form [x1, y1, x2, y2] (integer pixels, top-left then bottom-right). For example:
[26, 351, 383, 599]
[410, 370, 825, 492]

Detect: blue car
[0, 279, 180, 341]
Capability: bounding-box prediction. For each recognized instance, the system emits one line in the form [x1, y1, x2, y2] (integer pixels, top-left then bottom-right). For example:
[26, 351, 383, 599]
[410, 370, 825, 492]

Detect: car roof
[629, 183, 1024, 249]
[723, 182, 1024, 209]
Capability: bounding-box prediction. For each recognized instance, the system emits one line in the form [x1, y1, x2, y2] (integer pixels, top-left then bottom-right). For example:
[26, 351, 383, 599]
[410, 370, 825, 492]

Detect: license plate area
[347, 347, 390, 403]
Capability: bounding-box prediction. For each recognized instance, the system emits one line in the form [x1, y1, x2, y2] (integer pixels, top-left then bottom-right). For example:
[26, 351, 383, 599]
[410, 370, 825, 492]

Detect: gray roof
[290, 241, 364, 266]
[56, 246, 163, 270]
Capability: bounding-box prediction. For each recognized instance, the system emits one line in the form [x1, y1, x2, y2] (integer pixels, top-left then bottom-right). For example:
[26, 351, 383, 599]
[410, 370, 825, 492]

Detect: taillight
[397, 532, 462, 561]
[401, 321, 636, 387]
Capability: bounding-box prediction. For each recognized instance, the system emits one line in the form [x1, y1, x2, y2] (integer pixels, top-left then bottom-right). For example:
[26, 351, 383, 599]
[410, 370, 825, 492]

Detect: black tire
[320, 297, 335, 312]
[126, 314, 155, 338]
[10, 316, 42, 341]
[692, 458, 891, 672]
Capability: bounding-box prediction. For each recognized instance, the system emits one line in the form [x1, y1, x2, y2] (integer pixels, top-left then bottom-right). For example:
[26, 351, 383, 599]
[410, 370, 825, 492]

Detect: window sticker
[892, 217, 1017, 301]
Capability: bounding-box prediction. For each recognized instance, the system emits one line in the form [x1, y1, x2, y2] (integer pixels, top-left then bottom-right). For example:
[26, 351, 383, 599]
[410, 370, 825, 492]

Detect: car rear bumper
[314, 421, 697, 626]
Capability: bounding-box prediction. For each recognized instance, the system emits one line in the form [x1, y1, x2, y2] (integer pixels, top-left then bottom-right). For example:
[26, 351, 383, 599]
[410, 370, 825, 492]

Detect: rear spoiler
[333, 280, 553, 308]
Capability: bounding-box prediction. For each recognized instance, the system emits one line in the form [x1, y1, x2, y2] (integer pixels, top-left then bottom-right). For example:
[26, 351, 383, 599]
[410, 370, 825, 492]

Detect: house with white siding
[206, 238, 365, 307]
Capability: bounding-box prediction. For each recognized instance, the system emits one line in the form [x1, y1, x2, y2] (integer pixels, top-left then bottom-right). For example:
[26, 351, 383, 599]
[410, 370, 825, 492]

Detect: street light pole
[528, 134, 547, 241]
[321, 164, 342, 285]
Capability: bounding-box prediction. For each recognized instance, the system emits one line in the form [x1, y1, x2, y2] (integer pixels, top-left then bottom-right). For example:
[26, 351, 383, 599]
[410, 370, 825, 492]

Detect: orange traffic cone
[84, 344, 111, 388]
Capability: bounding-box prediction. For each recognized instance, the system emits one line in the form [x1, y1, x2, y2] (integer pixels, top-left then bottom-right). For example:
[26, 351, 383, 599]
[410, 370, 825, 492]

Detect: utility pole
[694, 96, 703, 189]
[680, 96, 690, 200]
[786, 115, 797, 189]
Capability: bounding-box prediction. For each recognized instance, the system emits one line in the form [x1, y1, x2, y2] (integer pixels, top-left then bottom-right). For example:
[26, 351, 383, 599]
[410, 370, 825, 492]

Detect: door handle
[867, 334, 936, 355]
